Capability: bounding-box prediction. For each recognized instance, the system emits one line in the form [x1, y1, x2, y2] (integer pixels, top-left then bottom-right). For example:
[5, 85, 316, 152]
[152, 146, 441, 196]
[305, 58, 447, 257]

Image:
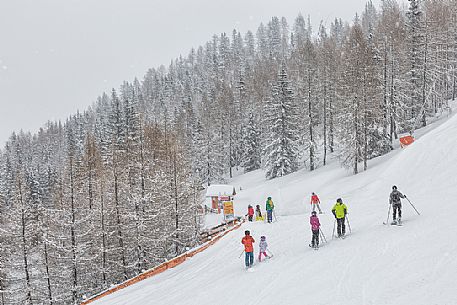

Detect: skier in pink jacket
[309, 211, 321, 249]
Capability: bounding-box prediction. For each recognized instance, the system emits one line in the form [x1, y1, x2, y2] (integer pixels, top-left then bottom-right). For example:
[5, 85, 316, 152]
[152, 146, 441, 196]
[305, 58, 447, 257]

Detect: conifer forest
[0, 0, 456, 303]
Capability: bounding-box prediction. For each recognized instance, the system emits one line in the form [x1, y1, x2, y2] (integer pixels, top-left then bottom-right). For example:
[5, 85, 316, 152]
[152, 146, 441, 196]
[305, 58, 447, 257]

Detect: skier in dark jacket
[389, 185, 406, 225]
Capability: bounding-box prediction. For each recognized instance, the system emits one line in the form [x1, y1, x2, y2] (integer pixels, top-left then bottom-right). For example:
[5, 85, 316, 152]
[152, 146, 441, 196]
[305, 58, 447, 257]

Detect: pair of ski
[388, 219, 402, 226]
[309, 228, 328, 250]
[244, 255, 273, 271]
[258, 255, 273, 262]
[382, 215, 403, 226]
[308, 244, 320, 250]
[383, 220, 402, 226]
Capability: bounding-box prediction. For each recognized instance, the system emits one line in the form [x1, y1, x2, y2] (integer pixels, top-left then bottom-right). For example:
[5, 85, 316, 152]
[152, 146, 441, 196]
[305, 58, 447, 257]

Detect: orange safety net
[81, 219, 244, 305]
[399, 135, 415, 147]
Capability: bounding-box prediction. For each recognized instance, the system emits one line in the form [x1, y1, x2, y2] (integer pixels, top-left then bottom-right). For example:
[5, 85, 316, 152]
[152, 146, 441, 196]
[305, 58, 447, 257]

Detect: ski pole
[239, 250, 245, 258]
[319, 228, 327, 243]
[346, 215, 352, 234]
[332, 219, 336, 239]
[383, 203, 392, 225]
[267, 249, 274, 257]
[405, 197, 420, 215]
[273, 210, 277, 222]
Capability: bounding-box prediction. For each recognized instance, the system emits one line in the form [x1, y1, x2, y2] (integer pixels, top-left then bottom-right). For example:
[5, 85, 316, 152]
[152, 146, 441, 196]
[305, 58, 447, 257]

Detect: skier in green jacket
[266, 197, 274, 223]
[332, 198, 347, 238]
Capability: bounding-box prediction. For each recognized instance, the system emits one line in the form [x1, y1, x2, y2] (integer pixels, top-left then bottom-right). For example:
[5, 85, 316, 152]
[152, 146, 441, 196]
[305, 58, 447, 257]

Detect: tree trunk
[308, 70, 314, 171]
[43, 240, 53, 305]
[113, 169, 127, 280]
[323, 82, 327, 166]
[421, 28, 428, 128]
[18, 178, 33, 304]
[99, 180, 107, 287]
[69, 159, 78, 304]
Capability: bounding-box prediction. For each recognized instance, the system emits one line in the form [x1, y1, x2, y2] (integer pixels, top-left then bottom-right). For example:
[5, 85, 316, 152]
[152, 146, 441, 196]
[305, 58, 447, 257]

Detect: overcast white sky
[0, 0, 391, 145]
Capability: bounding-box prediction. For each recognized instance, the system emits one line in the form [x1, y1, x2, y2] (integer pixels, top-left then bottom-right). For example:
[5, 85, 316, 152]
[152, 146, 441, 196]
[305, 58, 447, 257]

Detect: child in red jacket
[247, 205, 254, 222]
[310, 192, 322, 214]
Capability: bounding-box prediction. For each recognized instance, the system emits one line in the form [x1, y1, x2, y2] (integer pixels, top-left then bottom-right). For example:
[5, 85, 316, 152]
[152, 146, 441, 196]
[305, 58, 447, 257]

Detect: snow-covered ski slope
[94, 109, 457, 305]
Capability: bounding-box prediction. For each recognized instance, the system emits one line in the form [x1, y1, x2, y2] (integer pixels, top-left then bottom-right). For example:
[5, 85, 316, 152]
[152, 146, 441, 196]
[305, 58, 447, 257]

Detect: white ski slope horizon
[93, 105, 457, 305]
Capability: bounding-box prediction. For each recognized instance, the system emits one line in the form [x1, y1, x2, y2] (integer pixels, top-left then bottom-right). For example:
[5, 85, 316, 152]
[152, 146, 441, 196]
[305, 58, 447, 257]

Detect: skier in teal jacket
[266, 197, 274, 223]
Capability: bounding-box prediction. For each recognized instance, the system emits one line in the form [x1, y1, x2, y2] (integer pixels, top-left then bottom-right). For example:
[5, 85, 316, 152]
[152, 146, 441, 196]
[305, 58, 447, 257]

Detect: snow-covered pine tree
[242, 113, 261, 172]
[406, 0, 426, 129]
[263, 64, 300, 179]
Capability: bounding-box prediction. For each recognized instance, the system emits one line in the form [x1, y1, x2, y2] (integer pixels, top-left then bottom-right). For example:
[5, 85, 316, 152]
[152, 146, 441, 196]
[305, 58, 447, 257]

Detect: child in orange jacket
[241, 230, 255, 268]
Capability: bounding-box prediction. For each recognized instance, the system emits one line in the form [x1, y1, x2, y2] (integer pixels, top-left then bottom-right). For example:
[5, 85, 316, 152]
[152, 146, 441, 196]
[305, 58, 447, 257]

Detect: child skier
[255, 204, 264, 221]
[309, 211, 321, 249]
[310, 192, 323, 214]
[241, 230, 255, 268]
[389, 185, 406, 225]
[332, 198, 347, 238]
[266, 197, 274, 223]
[258, 236, 271, 261]
[247, 205, 254, 222]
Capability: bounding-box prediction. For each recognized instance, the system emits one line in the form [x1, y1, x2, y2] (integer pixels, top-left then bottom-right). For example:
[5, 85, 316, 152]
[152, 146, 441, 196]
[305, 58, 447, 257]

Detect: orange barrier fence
[80, 219, 244, 305]
[400, 135, 415, 147]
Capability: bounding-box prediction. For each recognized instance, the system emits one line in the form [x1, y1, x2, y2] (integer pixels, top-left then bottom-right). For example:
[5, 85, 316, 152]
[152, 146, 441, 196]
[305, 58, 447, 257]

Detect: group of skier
[242, 196, 276, 269]
[241, 186, 412, 267]
[241, 231, 271, 268]
[246, 196, 275, 223]
[308, 186, 408, 250]
[309, 195, 348, 249]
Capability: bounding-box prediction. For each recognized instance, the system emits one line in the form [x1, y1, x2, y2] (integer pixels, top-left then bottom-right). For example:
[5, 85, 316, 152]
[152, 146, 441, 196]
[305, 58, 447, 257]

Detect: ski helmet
[311, 211, 317, 215]
[267, 197, 271, 200]
[245, 230, 250, 235]
[261, 236, 266, 240]
[392, 185, 397, 190]
[337, 198, 342, 203]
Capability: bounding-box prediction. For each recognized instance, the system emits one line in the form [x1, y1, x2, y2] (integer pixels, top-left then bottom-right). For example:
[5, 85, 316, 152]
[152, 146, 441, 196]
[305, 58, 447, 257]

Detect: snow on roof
[205, 184, 236, 197]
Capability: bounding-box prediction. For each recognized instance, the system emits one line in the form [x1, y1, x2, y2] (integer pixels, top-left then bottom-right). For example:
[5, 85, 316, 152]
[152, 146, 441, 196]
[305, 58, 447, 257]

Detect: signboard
[223, 201, 234, 220]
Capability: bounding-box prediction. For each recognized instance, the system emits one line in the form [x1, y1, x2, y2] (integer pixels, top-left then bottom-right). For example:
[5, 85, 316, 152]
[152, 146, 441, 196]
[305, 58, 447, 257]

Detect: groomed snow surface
[94, 108, 457, 305]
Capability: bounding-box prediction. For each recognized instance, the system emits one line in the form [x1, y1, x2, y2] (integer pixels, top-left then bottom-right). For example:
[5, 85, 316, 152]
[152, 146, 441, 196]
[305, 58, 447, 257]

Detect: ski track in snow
[94, 105, 457, 305]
